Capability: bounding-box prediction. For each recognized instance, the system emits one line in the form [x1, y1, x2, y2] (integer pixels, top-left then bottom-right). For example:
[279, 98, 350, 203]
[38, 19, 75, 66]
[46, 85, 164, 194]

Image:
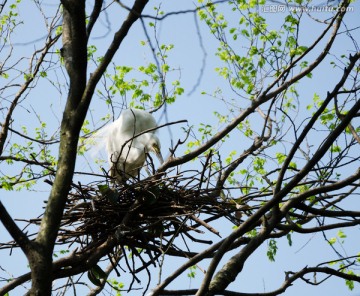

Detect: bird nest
[56, 176, 237, 251]
[0, 172, 249, 293]
[7, 173, 245, 290]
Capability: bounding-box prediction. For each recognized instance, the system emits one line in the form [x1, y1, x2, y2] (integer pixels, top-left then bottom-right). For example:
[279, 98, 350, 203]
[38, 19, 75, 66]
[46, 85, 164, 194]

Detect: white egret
[103, 109, 163, 182]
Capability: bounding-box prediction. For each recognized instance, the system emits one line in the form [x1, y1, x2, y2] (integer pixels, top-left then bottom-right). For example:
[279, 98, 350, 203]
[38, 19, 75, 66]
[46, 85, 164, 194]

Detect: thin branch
[156, 1, 350, 177]
[115, 0, 231, 20]
[86, 0, 103, 39]
[197, 50, 360, 294]
[281, 168, 360, 213]
[0, 34, 59, 155]
[0, 155, 51, 166]
[334, 95, 360, 144]
[273, 2, 351, 195]
[81, 0, 149, 114]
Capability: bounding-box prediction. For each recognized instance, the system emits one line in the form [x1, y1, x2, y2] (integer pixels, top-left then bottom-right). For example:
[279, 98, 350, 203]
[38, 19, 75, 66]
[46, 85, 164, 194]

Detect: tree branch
[156, 0, 350, 176]
[81, 0, 149, 116]
[0, 201, 31, 256]
[197, 53, 360, 296]
[86, 0, 103, 39]
[0, 34, 59, 155]
[281, 168, 360, 213]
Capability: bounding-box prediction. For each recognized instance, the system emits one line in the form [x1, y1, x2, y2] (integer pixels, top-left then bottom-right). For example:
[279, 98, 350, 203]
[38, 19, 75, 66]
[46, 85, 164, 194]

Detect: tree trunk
[28, 1, 88, 294]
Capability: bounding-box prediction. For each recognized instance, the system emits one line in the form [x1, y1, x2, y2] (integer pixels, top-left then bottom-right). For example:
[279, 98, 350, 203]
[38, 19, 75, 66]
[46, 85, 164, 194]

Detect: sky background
[1, 0, 360, 295]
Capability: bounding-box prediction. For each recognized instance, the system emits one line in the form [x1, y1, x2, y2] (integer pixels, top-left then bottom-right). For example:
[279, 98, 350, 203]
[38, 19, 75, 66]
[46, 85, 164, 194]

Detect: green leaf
[337, 230, 347, 239]
[88, 265, 107, 287]
[276, 152, 286, 165]
[162, 64, 170, 73]
[97, 185, 118, 203]
[1, 181, 14, 191]
[328, 237, 337, 245]
[286, 233, 292, 246]
[187, 265, 197, 279]
[88, 271, 101, 286]
[107, 278, 124, 295]
[285, 15, 299, 25]
[330, 145, 341, 153]
[267, 239, 278, 262]
[345, 270, 355, 290]
[175, 87, 184, 95]
[92, 265, 107, 279]
[55, 25, 63, 35]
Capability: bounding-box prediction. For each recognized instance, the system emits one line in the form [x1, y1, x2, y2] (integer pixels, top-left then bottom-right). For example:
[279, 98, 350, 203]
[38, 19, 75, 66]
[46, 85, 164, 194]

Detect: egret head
[142, 133, 164, 164]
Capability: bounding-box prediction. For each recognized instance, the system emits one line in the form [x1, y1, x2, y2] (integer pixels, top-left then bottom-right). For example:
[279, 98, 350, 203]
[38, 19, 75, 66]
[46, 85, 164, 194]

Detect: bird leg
[109, 152, 126, 185]
[144, 152, 154, 177]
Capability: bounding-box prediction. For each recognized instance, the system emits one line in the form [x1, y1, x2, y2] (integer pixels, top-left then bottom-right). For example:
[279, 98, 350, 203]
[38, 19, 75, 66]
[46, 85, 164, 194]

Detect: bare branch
[86, 0, 103, 39]
[0, 201, 31, 256]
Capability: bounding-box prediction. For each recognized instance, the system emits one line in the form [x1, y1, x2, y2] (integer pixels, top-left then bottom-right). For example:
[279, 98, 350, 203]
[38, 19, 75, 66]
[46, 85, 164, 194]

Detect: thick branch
[163, 265, 360, 296]
[29, 1, 88, 294]
[0, 201, 31, 256]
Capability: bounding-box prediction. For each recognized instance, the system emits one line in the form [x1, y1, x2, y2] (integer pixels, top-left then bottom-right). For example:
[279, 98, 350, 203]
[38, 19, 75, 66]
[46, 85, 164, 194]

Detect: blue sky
[1, 0, 360, 295]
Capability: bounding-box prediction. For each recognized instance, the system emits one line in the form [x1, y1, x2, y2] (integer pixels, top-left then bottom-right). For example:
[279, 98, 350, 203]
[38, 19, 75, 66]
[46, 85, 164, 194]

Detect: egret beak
[156, 151, 164, 164]
[152, 144, 164, 164]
